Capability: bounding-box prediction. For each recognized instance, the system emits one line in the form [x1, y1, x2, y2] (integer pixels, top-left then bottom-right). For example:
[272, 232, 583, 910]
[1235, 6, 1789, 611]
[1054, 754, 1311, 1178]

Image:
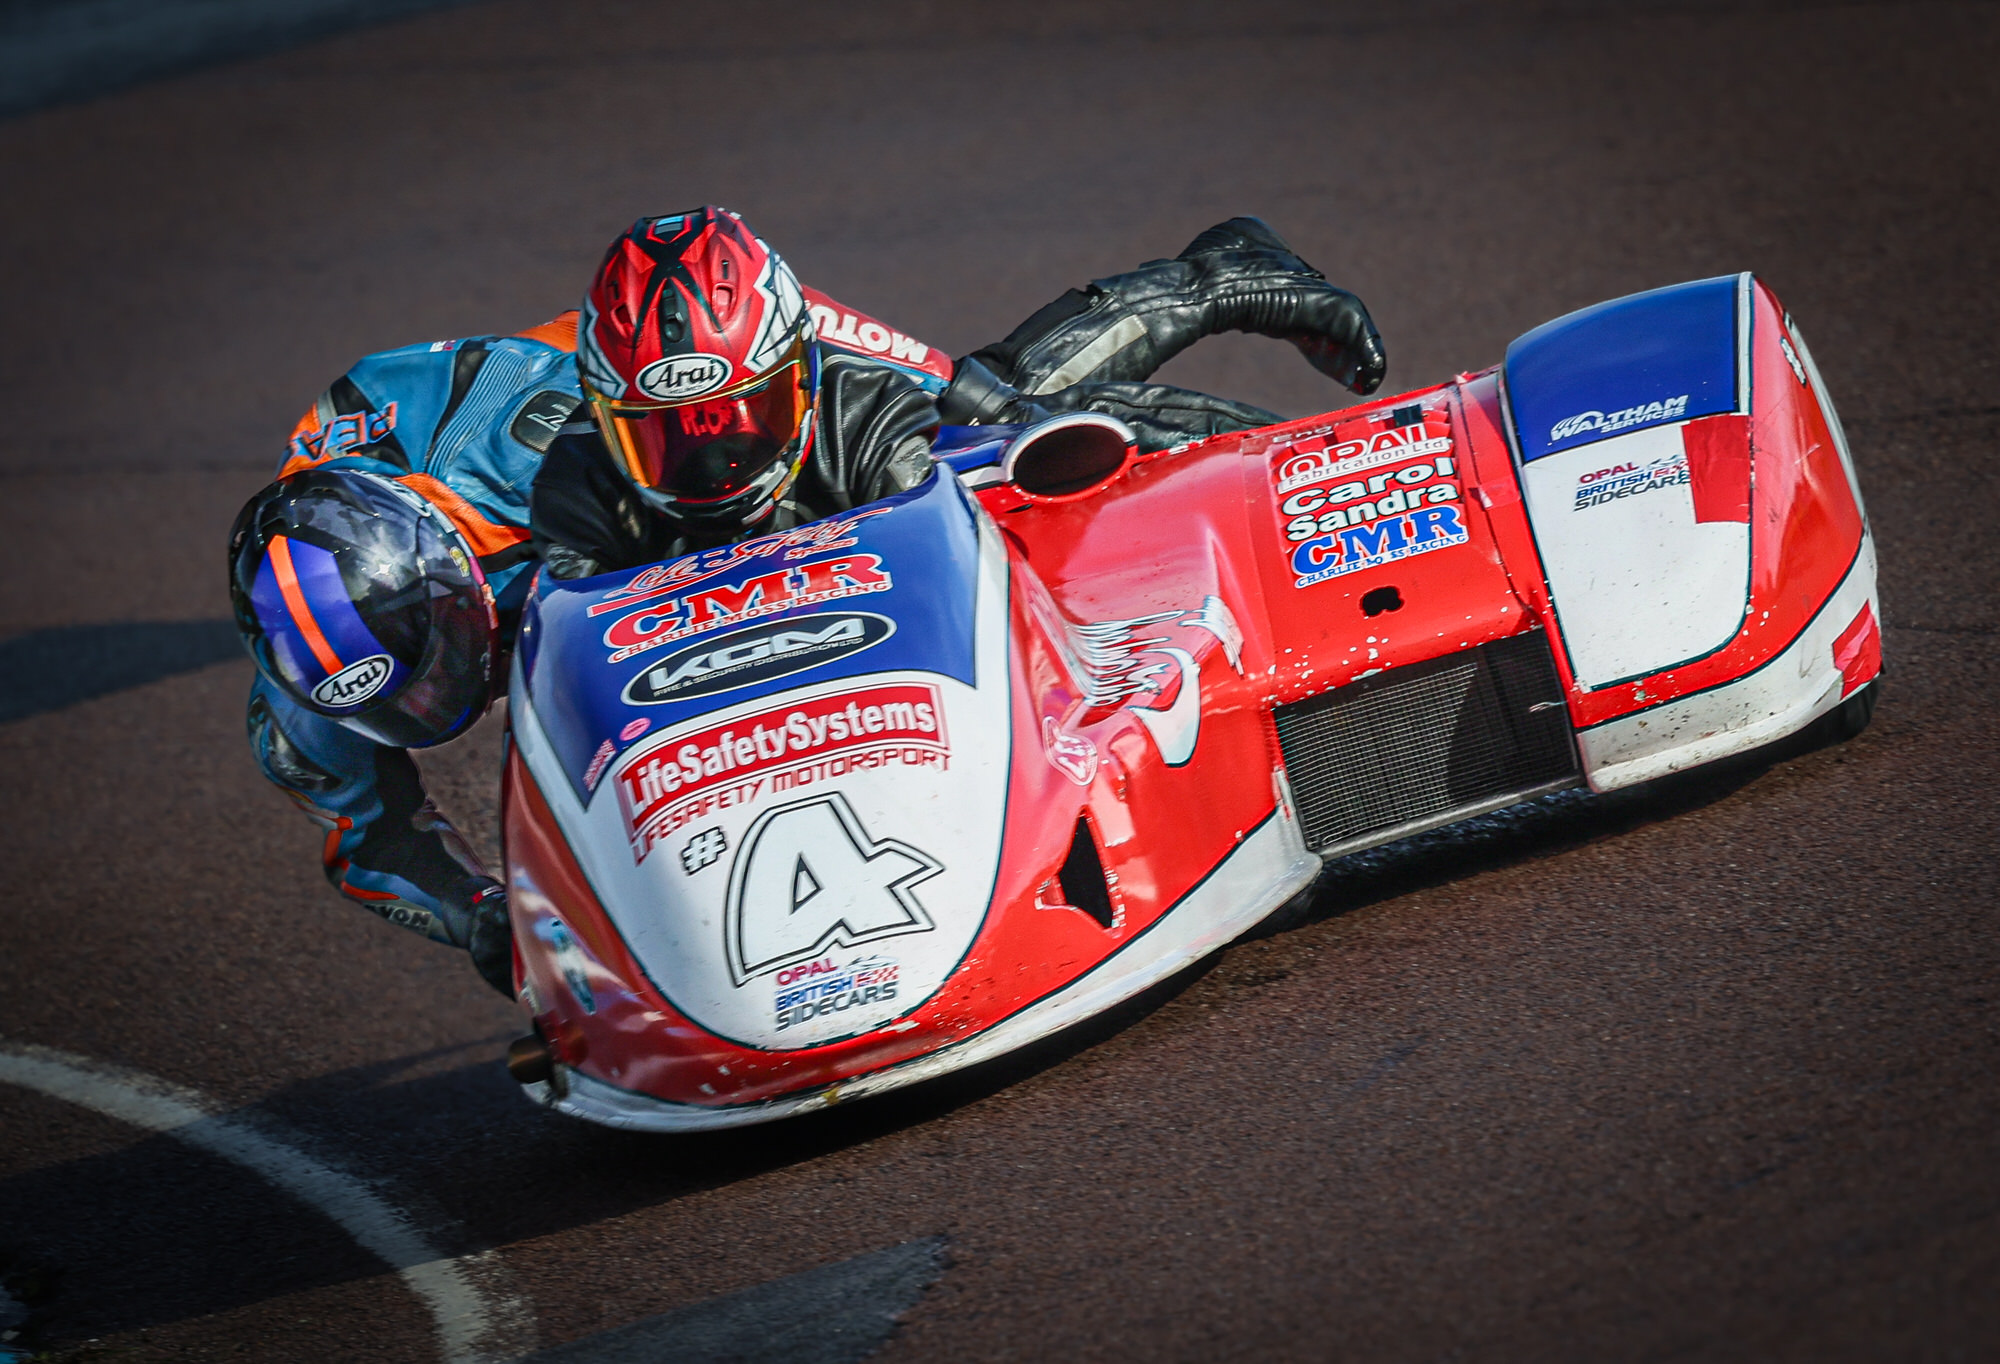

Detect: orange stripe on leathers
[513, 311, 579, 352]
[394, 474, 532, 558]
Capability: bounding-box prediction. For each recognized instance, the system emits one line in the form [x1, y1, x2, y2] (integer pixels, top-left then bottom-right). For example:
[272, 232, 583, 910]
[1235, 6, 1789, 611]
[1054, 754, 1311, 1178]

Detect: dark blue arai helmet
[228, 469, 500, 748]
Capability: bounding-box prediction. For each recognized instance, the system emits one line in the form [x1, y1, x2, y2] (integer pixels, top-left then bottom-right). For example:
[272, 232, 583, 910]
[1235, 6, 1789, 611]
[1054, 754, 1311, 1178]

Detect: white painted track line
[0, 1037, 533, 1362]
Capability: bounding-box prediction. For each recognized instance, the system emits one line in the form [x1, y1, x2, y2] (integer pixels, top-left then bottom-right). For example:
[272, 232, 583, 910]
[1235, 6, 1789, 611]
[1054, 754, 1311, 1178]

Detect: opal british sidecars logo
[622, 611, 896, 704]
[309, 653, 393, 708]
[634, 352, 731, 401]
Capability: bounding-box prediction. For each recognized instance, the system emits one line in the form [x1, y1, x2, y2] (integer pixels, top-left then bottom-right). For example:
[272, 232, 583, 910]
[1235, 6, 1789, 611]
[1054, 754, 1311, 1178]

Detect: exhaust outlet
[506, 1033, 554, 1085]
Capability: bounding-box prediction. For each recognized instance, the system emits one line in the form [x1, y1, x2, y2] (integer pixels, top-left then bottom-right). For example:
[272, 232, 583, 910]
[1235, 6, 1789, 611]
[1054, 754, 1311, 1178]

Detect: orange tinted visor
[593, 336, 811, 503]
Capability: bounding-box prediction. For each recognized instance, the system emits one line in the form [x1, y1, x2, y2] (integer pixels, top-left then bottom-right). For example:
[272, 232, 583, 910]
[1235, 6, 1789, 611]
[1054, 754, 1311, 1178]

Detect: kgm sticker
[622, 612, 895, 704]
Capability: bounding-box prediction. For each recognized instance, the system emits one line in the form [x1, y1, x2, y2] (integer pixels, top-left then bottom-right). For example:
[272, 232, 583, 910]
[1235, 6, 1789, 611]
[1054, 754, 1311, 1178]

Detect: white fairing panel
[512, 510, 1015, 1052]
[1579, 532, 1876, 790]
[1521, 422, 1749, 689]
[538, 802, 1320, 1131]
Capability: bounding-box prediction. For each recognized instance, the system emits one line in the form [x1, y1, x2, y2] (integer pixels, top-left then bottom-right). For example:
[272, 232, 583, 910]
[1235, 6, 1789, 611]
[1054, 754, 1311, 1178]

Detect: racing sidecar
[501, 272, 1878, 1130]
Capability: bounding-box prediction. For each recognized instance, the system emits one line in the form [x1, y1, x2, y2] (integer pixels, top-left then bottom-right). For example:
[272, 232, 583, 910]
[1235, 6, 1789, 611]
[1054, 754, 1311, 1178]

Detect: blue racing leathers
[246, 318, 583, 952]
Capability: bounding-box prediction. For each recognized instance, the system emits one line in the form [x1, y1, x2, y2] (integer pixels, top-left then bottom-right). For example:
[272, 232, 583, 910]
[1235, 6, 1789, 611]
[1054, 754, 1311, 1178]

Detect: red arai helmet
[578, 207, 819, 529]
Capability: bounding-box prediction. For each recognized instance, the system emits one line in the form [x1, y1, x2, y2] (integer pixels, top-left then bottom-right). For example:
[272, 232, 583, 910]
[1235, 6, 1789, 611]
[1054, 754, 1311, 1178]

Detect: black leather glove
[968, 216, 1387, 399]
[463, 882, 514, 998]
[937, 355, 1055, 427]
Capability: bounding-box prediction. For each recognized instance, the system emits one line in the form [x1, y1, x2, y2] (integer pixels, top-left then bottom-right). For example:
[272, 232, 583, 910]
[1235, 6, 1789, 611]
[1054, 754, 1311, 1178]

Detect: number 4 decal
[724, 793, 944, 985]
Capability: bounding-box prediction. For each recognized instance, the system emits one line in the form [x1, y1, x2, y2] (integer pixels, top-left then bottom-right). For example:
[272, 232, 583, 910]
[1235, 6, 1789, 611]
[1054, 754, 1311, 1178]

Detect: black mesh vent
[1273, 630, 1581, 855]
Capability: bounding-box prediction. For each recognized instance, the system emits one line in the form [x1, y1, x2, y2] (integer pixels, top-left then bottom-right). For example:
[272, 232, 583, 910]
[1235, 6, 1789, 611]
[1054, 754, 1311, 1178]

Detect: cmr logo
[598, 553, 892, 663]
[635, 352, 732, 401]
[310, 653, 394, 708]
[622, 612, 896, 705]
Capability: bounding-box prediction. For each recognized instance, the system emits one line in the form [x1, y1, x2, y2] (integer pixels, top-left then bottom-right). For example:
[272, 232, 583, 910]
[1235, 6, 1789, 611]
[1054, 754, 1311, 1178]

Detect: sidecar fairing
[503, 272, 1876, 1130]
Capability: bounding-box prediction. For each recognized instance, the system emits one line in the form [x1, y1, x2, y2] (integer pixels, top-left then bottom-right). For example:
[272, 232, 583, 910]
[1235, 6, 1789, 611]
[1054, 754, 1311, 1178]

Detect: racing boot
[464, 883, 515, 998]
[966, 216, 1388, 398]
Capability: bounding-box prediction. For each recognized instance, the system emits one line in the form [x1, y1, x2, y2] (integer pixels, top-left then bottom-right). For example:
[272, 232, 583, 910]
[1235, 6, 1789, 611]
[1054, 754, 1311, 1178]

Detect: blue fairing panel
[932, 424, 1016, 474]
[1506, 275, 1745, 462]
[521, 471, 984, 803]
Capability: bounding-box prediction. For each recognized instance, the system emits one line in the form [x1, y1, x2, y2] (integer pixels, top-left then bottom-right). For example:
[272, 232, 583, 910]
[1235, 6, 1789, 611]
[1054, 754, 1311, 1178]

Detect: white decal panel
[577, 667, 1008, 1049]
[1521, 423, 1749, 689]
[515, 510, 1015, 1052]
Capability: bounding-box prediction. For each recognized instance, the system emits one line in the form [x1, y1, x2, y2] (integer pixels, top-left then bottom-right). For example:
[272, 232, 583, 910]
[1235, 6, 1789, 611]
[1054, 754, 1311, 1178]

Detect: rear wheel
[1835, 680, 1879, 739]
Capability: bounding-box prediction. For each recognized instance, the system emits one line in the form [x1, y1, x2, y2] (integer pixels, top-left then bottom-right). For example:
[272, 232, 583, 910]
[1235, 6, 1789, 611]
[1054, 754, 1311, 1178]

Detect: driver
[531, 206, 1387, 576]
[230, 206, 1387, 998]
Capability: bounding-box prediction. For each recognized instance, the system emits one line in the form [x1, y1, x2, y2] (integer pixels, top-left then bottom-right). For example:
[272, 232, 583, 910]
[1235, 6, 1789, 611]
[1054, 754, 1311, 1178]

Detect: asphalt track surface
[2, 2, 1997, 1359]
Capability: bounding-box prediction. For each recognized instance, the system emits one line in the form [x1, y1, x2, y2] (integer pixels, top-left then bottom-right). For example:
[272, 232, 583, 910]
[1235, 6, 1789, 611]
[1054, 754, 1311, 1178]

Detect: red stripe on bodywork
[1834, 601, 1881, 696]
[1684, 413, 1751, 523]
[267, 535, 344, 673]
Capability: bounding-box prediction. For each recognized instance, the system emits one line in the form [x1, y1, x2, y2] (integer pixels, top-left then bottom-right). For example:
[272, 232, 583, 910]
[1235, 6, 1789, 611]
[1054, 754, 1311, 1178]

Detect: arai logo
[311, 653, 394, 708]
[622, 612, 895, 705]
[635, 353, 731, 401]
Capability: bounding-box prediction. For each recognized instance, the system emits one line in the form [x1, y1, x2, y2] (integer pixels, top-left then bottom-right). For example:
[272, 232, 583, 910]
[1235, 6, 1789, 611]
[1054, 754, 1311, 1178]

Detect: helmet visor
[593, 333, 811, 503]
[229, 472, 498, 748]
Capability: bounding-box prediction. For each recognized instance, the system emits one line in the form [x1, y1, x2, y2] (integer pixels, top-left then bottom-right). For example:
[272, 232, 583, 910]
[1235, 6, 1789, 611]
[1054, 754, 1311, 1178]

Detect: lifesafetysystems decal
[613, 681, 949, 862]
[288, 404, 398, 466]
[587, 510, 893, 664]
[1572, 451, 1689, 511]
[724, 792, 942, 985]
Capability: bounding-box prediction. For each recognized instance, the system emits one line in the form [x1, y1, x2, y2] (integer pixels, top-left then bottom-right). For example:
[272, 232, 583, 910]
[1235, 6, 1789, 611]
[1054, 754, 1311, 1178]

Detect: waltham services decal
[1506, 274, 1744, 463]
[524, 472, 983, 802]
